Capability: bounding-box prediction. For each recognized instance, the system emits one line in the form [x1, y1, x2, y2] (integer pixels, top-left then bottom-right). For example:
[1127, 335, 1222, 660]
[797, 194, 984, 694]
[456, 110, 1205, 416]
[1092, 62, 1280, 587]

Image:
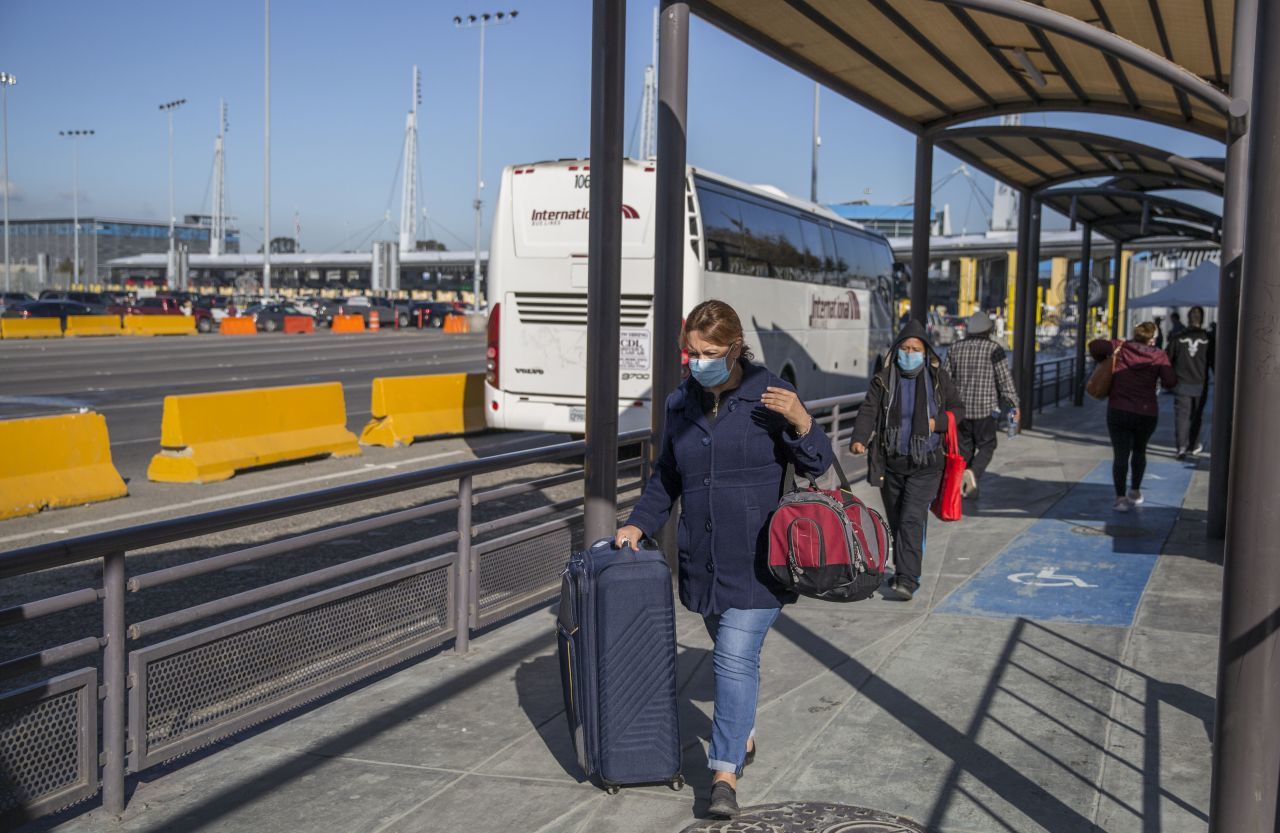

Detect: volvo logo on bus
[809, 290, 862, 326]
[529, 205, 640, 226]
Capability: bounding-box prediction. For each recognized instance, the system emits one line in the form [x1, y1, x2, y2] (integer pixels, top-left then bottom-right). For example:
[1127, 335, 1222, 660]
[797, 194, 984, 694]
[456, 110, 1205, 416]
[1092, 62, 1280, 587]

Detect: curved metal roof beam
[936, 125, 1226, 194]
[924, 0, 1233, 123]
[1039, 187, 1222, 225]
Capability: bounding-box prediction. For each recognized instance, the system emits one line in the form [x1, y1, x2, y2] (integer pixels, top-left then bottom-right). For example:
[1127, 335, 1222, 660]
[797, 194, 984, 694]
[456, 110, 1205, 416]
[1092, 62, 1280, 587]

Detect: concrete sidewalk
[33, 394, 1220, 833]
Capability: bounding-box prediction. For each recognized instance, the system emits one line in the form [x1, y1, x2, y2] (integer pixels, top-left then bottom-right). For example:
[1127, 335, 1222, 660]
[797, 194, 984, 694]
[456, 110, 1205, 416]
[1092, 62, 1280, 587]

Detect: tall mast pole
[810, 83, 820, 203]
[263, 0, 272, 292]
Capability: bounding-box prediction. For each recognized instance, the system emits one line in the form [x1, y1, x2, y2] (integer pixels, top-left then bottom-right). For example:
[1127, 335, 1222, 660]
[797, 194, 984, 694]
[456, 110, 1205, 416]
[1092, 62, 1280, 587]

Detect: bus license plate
[569, 406, 586, 423]
[620, 329, 651, 371]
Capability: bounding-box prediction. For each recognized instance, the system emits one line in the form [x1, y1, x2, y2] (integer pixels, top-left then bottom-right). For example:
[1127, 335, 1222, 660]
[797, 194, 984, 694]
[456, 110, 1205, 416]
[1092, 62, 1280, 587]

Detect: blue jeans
[702, 607, 781, 774]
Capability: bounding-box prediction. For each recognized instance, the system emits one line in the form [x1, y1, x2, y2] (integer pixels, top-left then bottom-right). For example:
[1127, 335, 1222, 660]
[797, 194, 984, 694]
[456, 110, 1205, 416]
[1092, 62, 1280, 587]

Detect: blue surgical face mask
[689, 356, 732, 388]
[897, 349, 925, 373]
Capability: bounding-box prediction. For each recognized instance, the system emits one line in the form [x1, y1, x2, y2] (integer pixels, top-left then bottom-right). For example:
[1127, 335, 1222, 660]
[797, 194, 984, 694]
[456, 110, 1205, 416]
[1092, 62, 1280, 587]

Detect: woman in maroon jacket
[1100, 321, 1177, 512]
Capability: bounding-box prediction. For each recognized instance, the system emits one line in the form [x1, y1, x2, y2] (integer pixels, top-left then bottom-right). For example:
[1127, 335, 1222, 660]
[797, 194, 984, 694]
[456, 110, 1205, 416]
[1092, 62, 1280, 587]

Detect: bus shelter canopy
[1038, 187, 1222, 243]
[935, 126, 1226, 195]
[1102, 156, 1224, 194]
[690, 0, 1233, 138]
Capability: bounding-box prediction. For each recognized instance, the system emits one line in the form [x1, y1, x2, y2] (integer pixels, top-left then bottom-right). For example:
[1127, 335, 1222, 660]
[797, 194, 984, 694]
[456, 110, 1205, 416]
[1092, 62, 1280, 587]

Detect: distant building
[827, 202, 951, 238]
[5, 217, 239, 282]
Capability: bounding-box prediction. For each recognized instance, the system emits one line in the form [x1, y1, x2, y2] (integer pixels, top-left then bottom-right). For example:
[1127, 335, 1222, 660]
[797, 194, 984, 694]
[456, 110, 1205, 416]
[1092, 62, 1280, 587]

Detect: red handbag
[931, 411, 964, 522]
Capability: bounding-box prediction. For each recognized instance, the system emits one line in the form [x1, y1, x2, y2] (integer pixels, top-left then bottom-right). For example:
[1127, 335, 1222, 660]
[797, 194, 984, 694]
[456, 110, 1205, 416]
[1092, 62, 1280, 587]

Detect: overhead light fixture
[1105, 153, 1124, 171]
[1013, 48, 1047, 89]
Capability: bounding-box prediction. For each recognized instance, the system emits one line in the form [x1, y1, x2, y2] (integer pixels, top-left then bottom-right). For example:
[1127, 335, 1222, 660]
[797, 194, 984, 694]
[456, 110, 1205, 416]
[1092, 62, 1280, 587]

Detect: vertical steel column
[101, 551, 126, 815]
[1208, 0, 1258, 540]
[1012, 194, 1031, 389]
[652, 0, 688, 562]
[910, 135, 932, 324]
[454, 475, 473, 654]
[1109, 241, 1123, 339]
[1074, 223, 1091, 406]
[583, 0, 627, 544]
[1017, 196, 1041, 429]
[1210, 4, 1279, 829]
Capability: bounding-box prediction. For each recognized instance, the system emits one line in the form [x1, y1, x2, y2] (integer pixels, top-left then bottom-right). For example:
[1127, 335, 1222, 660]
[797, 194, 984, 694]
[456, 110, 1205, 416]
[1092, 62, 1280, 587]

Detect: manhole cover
[679, 803, 929, 832]
[1069, 524, 1147, 538]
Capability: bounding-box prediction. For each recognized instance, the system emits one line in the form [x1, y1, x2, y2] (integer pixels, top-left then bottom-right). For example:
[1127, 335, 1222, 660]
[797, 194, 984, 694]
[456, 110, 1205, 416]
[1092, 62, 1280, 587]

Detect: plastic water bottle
[1007, 409, 1018, 438]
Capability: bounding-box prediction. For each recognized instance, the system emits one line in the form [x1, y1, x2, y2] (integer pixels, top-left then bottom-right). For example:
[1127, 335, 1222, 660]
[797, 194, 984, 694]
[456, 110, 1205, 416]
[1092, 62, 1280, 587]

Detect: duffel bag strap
[832, 456, 854, 493]
[782, 461, 819, 497]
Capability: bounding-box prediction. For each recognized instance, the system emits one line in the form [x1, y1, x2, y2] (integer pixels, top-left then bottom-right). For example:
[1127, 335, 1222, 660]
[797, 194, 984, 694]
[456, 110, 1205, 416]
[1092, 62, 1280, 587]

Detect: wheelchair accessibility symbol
[1007, 566, 1097, 588]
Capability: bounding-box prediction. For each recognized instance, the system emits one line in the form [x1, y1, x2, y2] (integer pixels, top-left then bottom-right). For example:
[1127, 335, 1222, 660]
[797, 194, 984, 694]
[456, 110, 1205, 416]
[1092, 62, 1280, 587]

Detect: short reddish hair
[682, 299, 742, 348]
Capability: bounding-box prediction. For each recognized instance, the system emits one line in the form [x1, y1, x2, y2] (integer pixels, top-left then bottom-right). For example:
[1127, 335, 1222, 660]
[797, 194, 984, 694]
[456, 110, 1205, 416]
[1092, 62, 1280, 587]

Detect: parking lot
[0, 330, 578, 549]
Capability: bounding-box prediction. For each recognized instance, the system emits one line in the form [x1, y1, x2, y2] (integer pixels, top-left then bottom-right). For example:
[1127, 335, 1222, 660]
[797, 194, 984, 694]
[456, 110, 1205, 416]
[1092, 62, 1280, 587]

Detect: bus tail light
[486, 303, 501, 387]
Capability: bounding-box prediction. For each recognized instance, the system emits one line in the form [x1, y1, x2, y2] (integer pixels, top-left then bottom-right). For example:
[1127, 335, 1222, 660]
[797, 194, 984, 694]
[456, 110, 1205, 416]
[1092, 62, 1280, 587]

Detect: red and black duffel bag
[767, 458, 892, 602]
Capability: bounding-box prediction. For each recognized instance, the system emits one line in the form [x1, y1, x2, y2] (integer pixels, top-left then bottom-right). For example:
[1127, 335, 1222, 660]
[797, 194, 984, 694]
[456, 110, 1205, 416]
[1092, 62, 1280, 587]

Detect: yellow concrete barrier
[0, 318, 63, 339]
[148, 382, 361, 483]
[123, 315, 197, 336]
[0, 413, 128, 520]
[360, 373, 486, 447]
[65, 315, 124, 337]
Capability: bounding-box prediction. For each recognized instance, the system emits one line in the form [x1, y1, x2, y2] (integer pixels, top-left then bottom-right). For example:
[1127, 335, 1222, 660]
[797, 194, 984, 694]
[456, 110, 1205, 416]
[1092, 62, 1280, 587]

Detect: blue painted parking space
[935, 461, 1194, 626]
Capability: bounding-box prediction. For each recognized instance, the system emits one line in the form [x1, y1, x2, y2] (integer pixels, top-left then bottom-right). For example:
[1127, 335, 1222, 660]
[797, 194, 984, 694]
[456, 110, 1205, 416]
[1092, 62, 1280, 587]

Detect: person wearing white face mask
[849, 319, 964, 601]
[616, 299, 832, 819]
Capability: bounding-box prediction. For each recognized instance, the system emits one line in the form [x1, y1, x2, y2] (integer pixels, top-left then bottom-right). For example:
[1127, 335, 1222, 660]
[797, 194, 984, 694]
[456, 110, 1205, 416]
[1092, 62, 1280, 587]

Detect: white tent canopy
[1128, 260, 1220, 309]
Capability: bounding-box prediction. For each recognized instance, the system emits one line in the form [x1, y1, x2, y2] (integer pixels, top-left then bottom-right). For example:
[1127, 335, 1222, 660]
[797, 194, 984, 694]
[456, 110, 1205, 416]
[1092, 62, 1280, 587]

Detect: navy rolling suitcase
[556, 538, 684, 794]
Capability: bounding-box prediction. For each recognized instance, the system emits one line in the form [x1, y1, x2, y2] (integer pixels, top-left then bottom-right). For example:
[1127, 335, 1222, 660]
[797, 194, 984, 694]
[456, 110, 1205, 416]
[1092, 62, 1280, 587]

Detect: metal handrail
[0, 428, 652, 577]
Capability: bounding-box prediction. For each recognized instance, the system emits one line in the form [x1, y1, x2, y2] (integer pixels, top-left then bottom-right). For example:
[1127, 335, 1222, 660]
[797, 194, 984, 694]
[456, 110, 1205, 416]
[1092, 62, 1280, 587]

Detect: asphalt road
[0, 330, 576, 550]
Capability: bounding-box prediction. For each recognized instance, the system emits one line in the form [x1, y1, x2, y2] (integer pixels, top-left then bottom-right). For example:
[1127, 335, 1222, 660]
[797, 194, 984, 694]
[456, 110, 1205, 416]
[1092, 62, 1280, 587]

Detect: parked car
[0, 292, 35, 315]
[36, 290, 134, 316]
[310, 298, 345, 328]
[244, 303, 310, 332]
[409, 301, 460, 329]
[192, 295, 235, 324]
[134, 295, 216, 333]
[343, 296, 411, 328]
[1, 300, 95, 328]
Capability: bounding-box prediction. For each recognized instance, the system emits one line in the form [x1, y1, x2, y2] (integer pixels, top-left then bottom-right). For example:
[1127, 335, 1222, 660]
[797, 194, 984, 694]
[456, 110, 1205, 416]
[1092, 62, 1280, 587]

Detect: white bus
[483, 158, 897, 434]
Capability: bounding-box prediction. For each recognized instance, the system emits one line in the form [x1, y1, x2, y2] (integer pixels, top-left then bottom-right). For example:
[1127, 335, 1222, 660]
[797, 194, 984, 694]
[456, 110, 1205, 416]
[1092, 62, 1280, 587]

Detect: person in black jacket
[616, 300, 832, 819]
[849, 319, 965, 601]
[1166, 305, 1214, 458]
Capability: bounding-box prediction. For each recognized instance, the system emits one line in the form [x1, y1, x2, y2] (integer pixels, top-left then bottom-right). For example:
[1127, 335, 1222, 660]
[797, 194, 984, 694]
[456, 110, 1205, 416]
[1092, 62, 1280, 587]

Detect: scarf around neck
[884, 361, 938, 466]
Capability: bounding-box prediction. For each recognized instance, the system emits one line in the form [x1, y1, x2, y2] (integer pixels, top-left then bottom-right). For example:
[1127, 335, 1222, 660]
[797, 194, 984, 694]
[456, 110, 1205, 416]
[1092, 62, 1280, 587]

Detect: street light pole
[1, 72, 15, 293]
[159, 99, 186, 289]
[264, 0, 272, 293]
[454, 10, 518, 309]
[59, 130, 93, 285]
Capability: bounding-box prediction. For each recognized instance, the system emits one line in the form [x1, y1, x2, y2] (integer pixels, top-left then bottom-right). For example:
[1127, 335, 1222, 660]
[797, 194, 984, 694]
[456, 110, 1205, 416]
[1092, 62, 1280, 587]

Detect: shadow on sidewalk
[512, 644, 719, 813]
[772, 614, 1213, 832]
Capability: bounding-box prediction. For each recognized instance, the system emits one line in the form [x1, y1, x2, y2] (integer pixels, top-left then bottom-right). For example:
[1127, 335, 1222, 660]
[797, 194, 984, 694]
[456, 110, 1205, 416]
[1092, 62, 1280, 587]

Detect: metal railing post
[101, 550, 127, 815]
[455, 475, 473, 654]
[829, 403, 841, 446]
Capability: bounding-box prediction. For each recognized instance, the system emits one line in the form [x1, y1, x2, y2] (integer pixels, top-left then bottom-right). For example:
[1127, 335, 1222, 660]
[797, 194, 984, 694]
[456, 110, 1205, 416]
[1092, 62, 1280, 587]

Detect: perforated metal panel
[130, 559, 454, 770]
[473, 516, 577, 628]
[0, 668, 98, 826]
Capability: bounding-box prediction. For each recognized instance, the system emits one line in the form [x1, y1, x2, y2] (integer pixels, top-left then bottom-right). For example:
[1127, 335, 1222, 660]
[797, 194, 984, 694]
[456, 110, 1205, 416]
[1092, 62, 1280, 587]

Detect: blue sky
[2, 0, 1224, 252]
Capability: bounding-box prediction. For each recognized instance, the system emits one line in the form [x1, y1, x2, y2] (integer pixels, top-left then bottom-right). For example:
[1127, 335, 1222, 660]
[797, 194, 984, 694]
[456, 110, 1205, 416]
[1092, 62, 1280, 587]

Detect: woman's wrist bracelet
[792, 416, 813, 438]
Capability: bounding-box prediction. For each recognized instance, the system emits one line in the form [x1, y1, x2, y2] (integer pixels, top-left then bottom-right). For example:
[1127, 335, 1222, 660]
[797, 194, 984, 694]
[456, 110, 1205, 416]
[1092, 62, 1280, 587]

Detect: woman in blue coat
[615, 300, 832, 818]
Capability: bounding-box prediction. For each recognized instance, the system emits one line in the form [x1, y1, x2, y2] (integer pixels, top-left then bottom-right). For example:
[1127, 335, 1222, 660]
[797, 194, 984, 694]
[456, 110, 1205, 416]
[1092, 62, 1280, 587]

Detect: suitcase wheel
[669, 775, 685, 792]
[605, 784, 621, 795]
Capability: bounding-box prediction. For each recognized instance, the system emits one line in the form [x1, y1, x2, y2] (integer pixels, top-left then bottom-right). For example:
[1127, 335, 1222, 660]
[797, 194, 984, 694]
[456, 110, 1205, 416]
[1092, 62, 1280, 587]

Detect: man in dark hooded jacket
[1166, 305, 1213, 458]
[849, 320, 965, 601]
